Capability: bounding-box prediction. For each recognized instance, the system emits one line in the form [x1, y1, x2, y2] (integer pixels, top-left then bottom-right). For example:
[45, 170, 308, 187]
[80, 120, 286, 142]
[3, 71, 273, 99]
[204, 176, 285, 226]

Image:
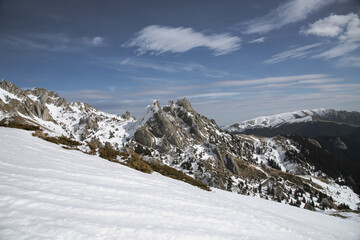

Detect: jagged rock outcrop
[134, 126, 156, 148]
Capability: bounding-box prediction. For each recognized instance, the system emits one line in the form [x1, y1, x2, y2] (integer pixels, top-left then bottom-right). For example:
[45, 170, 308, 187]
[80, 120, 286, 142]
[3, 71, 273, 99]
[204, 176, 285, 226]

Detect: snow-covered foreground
[1, 127, 359, 240]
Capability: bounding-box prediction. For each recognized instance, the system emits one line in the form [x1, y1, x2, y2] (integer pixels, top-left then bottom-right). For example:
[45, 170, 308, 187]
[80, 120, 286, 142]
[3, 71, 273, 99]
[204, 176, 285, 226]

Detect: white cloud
[123, 25, 241, 56]
[91, 36, 104, 46]
[302, 13, 360, 62]
[263, 43, 322, 64]
[301, 13, 360, 41]
[301, 13, 355, 37]
[241, 0, 340, 34]
[248, 37, 265, 44]
[83, 36, 104, 46]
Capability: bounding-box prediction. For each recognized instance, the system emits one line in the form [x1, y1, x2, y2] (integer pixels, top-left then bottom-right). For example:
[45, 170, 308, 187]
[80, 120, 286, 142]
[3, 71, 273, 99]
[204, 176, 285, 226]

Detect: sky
[0, 0, 360, 126]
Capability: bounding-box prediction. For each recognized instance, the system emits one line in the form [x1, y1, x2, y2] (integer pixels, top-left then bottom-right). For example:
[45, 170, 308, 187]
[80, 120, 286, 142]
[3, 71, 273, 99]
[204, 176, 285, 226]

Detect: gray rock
[122, 111, 131, 120]
[134, 126, 156, 148]
[307, 138, 322, 148]
[320, 198, 331, 208]
[176, 97, 194, 112]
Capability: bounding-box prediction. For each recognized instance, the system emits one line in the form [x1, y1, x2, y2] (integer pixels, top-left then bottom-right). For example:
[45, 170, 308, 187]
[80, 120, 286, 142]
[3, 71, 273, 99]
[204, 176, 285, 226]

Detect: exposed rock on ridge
[1, 79, 359, 211]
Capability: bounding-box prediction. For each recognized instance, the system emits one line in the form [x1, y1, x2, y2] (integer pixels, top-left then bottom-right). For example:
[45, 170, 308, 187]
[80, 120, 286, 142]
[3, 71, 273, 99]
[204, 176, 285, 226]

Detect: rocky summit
[1, 79, 359, 211]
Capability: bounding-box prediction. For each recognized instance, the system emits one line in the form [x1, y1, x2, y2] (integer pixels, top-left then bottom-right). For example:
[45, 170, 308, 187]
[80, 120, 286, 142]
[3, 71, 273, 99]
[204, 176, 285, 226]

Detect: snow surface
[300, 176, 360, 210]
[227, 108, 329, 132]
[0, 88, 22, 103]
[1, 127, 360, 240]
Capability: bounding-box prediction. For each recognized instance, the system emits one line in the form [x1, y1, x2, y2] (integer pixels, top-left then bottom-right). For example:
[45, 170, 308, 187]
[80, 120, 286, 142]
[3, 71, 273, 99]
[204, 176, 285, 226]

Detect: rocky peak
[122, 111, 131, 120]
[176, 97, 194, 112]
[0, 79, 25, 98]
[24, 87, 67, 107]
[134, 100, 188, 152]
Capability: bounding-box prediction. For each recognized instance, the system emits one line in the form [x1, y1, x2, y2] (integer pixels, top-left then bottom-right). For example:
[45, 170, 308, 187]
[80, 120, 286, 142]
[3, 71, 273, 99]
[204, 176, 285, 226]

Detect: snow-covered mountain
[1, 79, 360, 211]
[2, 127, 359, 239]
[227, 109, 328, 132]
[226, 109, 360, 134]
[0, 79, 137, 148]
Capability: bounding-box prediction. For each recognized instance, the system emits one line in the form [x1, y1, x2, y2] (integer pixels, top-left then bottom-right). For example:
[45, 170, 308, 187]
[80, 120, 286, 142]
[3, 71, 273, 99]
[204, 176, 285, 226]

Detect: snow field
[0, 127, 359, 240]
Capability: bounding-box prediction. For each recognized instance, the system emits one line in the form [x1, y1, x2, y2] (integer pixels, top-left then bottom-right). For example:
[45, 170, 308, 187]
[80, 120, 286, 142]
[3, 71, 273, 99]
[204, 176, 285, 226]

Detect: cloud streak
[94, 57, 229, 78]
[241, 0, 341, 34]
[263, 43, 322, 64]
[0, 33, 105, 52]
[248, 37, 265, 44]
[211, 74, 331, 87]
[123, 25, 241, 56]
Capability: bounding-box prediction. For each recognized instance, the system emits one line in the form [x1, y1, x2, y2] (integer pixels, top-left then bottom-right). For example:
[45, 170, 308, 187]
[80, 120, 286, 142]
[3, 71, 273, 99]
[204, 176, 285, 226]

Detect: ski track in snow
[0, 127, 359, 240]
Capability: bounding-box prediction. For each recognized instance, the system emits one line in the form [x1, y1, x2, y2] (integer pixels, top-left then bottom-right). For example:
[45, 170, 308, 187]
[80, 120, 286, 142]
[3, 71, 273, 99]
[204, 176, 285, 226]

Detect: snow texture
[1, 127, 359, 240]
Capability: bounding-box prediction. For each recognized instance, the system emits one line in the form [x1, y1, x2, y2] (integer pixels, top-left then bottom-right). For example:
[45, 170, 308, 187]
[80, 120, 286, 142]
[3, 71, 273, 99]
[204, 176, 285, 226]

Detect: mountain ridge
[1, 79, 359, 210]
[226, 108, 360, 134]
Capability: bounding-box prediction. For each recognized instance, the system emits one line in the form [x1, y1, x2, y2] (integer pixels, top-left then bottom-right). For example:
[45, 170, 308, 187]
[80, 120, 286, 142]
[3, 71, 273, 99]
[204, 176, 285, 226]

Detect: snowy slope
[226, 108, 329, 133]
[1, 127, 359, 240]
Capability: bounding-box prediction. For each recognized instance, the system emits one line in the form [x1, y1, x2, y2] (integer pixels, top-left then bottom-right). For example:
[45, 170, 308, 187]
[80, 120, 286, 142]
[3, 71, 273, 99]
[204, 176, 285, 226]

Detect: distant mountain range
[1, 79, 359, 210]
[226, 109, 360, 141]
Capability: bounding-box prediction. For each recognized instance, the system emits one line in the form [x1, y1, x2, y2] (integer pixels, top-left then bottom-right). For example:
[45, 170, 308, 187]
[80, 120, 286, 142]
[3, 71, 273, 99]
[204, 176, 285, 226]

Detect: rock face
[134, 126, 156, 148]
[1, 79, 359, 211]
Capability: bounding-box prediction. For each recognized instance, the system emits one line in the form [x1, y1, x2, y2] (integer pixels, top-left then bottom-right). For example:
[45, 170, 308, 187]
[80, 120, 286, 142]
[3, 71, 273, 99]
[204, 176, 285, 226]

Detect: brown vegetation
[0, 119, 40, 131]
[32, 130, 81, 147]
[96, 146, 210, 190]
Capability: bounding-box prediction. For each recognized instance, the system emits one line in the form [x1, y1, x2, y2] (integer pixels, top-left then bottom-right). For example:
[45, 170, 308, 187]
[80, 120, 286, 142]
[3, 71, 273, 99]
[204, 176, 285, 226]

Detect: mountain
[226, 108, 360, 194]
[2, 127, 359, 240]
[0, 79, 137, 148]
[226, 109, 360, 141]
[1, 79, 359, 211]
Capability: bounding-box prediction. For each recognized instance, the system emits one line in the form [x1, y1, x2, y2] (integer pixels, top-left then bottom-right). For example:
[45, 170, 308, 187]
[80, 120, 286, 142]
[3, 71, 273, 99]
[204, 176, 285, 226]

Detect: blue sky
[0, 0, 359, 125]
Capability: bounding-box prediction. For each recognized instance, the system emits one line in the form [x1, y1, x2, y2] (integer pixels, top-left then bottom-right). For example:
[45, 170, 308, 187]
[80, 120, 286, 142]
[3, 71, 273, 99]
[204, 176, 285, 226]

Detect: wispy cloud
[300, 12, 360, 66]
[211, 74, 331, 87]
[0, 33, 105, 52]
[1, 34, 75, 52]
[248, 37, 265, 44]
[302, 13, 360, 60]
[83, 36, 104, 46]
[241, 0, 341, 34]
[336, 56, 360, 67]
[313, 42, 359, 59]
[123, 25, 241, 56]
[263, 13, 360, 66]
[187, 92, 240, 99]
[263, 43, 322, 64]
[95, 57, 229, 77]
